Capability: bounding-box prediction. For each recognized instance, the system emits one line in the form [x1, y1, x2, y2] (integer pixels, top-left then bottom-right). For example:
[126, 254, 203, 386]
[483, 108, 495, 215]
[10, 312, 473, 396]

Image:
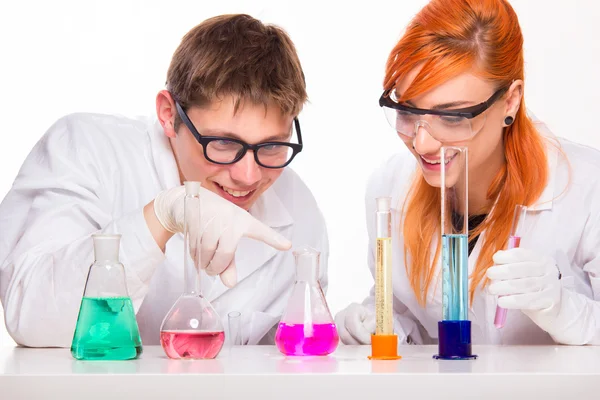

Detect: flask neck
[184, 184, 202, 295]
[294, 249, 320, 284]
[93, 234, 121, 262]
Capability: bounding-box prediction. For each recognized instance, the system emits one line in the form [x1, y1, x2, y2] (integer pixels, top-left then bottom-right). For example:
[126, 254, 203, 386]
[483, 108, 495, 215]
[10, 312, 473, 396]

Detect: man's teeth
[222, 186, 251, 197]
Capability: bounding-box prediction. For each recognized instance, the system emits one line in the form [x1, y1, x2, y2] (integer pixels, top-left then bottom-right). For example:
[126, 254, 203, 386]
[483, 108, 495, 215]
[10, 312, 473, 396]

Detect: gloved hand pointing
[152, 183, 292, 287]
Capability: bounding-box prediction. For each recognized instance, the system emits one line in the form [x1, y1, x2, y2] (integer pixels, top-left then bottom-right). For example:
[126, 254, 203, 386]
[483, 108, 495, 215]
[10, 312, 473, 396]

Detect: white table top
[1, 344, 599, 399]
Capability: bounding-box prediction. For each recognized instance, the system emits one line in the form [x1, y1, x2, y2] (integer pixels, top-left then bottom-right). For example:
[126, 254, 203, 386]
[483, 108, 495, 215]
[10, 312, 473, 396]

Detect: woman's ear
[503, 80, 523, 126]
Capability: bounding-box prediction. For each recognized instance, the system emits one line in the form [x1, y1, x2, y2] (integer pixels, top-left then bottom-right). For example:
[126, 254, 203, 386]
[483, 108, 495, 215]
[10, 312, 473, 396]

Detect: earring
[504, 116, 514, 126]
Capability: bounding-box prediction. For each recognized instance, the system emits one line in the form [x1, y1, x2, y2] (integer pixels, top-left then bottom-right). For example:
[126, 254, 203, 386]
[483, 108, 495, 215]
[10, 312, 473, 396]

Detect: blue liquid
[442, 234, 468, 321]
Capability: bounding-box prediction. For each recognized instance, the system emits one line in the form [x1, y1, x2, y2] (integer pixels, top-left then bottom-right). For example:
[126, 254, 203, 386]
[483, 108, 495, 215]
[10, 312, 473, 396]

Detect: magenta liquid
[494, 235, 522, 329]
[275, 323, 339, 356]
[160, 330, 225, 359]
[508, 235, 521, 249]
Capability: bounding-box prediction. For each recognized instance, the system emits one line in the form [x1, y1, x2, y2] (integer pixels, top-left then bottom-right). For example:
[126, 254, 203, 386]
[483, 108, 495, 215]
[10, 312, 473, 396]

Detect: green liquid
[71, 297, 142, 360]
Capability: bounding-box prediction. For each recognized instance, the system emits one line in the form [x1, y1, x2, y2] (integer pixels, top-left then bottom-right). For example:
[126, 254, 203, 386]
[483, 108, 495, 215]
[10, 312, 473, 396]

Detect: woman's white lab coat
[363, 121, 600, 345]
[0, 113, 328, 347]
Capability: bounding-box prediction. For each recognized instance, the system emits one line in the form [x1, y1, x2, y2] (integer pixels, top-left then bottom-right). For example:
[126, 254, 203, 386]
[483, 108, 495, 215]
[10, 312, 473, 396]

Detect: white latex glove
[334, 303, 376, 345]
[153, 184, 292, 287]
[487, 248, 562, 322]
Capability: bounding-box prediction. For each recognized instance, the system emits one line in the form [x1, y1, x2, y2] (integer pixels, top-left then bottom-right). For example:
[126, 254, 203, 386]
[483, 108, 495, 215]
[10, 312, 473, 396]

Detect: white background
[1, 0, 599, 347]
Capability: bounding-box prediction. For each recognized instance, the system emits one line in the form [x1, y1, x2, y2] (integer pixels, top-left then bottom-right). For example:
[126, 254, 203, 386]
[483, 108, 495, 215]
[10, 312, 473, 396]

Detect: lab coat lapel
[205, 186, 294, 302]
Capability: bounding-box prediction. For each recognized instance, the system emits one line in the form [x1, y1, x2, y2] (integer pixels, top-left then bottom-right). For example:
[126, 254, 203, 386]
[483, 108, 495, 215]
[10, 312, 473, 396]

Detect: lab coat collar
[525, 120, 559, 211]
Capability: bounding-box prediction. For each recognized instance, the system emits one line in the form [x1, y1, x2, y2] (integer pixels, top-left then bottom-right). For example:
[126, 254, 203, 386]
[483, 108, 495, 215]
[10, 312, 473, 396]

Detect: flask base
[71, 345, 142, 361]
[433, 320, 477, 360]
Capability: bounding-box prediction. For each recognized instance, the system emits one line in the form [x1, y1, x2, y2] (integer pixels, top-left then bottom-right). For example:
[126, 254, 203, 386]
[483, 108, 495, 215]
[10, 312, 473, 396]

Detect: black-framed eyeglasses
[175, 101, 303, 169]
[378, 86, 508, 142]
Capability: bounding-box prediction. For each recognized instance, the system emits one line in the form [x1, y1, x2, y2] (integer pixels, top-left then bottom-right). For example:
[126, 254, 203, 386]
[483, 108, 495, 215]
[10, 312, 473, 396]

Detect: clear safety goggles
[379, 87, 508, 142]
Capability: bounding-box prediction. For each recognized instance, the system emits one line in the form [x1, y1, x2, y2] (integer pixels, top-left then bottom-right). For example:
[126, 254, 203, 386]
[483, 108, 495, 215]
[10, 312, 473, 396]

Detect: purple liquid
[494, 235, 521, 329]
[275, 323, 339, 356]
[160, 330, 224, 359]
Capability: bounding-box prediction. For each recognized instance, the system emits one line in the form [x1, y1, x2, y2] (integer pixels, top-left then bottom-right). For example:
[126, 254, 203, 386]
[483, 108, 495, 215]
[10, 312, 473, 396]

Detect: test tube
[368, 197, 401, 360]
[434, 146, 476, 360]
[493, 204, 527, 329]
[375, 197, 393, 335]
[228, 311, 243, 346]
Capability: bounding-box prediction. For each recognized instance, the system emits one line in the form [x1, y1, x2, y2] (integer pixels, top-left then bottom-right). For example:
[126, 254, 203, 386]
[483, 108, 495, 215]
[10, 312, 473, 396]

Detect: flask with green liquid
[71, 234, 142, 360]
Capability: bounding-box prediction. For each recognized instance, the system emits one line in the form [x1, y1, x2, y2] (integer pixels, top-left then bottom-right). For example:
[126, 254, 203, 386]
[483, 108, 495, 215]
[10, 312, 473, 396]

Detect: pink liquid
[160, 330, 225, 359]
[275, 322, 339, 356]
[494, 235, 521, 329]
[508, 235, 521, 248]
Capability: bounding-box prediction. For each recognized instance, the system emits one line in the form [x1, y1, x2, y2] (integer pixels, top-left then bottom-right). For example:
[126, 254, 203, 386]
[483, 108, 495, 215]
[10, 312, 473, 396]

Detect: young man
[0, 14, 328, 347]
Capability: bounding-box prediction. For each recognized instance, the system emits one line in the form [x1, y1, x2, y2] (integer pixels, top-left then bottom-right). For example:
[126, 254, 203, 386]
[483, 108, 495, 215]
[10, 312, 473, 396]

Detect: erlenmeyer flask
[160, 181, 225, 359]
[71, 234, 142, 360]
[275, 247, 339, 356]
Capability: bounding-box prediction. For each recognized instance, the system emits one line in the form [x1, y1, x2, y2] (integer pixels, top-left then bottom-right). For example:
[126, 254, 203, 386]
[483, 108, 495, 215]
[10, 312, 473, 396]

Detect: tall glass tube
[369, 197, 400, 360]
[184, 182, 201, 296]
[441, 146, 469, 321]
[435, 146, 476, 360]
[375, 197, 393, 335]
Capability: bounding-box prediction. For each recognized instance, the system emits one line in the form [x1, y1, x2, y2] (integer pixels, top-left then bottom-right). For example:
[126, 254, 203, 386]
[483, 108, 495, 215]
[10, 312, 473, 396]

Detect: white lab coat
[0, 113, 328, 347]
[363, 120, 600, 345]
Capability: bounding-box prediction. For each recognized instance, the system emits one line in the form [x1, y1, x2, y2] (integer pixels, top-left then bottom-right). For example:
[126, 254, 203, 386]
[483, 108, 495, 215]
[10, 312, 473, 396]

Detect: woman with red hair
[336, 0, 600, 345]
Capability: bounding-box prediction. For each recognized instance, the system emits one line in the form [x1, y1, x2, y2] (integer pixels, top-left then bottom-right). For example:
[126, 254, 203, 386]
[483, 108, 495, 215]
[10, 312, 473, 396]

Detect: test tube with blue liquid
[434, 146, 477, 360]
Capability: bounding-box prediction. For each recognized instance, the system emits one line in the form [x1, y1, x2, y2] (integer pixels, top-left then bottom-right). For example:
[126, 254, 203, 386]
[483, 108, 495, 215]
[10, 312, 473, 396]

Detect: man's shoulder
[43, 112, 153, 148]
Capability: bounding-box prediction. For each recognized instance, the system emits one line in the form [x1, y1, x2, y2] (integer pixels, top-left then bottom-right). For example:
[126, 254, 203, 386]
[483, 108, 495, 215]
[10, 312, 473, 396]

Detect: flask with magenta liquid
[71, 234, 142, 360]
[275, 247, 339, 356]
[160, 181, 225, 359]
[434, 146, 477, 360]
[493, 204, 527, 329]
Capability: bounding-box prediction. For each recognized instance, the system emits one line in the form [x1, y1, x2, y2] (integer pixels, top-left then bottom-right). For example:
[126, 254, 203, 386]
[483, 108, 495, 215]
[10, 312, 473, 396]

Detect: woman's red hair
[384, 0, 548, 304]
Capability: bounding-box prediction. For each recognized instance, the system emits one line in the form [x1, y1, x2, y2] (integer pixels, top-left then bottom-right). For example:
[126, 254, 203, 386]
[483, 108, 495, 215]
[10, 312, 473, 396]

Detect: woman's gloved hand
[152, 184, 292, 287]
[334, 303, 376, 345]
[487, 248, 562, 325]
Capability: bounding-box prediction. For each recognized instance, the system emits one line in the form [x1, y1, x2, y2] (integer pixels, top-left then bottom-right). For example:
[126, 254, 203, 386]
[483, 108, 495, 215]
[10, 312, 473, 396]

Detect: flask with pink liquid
[275, 247, 339, 356]
[160, 181, 225, 359]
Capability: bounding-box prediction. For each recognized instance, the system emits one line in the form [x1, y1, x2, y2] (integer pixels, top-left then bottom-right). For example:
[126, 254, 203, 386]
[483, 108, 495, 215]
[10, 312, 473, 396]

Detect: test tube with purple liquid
[493, 204, 527, 329]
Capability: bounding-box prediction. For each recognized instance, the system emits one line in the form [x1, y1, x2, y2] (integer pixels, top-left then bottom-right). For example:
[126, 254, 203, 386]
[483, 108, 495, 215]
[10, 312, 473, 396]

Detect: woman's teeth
[422, 157, 451, 165]
[221, 185, 251, 197]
